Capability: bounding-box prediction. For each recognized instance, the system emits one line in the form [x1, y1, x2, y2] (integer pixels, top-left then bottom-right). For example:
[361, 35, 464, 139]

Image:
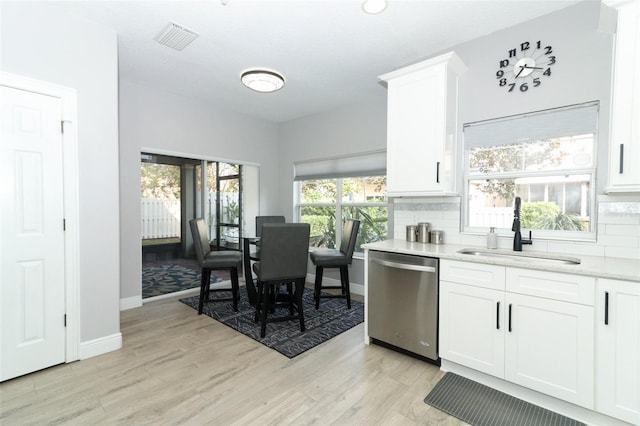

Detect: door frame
[1, 72, 81, 363]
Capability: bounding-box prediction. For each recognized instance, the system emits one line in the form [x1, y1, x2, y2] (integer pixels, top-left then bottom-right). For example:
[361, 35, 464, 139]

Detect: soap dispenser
[487, 227, 498, 249]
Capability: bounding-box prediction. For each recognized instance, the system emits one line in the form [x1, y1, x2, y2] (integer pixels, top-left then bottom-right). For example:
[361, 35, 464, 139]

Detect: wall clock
[496, 40, 556, 93]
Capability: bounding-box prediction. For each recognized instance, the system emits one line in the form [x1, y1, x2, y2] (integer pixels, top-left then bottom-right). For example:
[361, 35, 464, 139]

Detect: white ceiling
[51, 0, 582, 123]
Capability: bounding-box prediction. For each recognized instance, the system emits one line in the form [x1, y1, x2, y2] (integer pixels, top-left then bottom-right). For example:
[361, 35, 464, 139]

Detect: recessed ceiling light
[362, 0, 387, 15]
[240, 69, 285, 93]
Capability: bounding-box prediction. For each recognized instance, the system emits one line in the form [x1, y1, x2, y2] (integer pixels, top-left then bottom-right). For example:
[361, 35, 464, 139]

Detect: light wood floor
[0, 292, 467, 425]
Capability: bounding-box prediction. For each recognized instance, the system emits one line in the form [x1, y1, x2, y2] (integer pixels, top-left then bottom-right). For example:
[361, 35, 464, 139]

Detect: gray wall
[1, 2, 121, 342]
[118, 81, 281, 301]
[454, 0, 613, 192]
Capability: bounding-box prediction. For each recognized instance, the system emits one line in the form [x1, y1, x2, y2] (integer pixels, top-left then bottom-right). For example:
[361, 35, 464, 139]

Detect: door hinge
[63, 218, 66, 231]
[64, 314, 67, 327]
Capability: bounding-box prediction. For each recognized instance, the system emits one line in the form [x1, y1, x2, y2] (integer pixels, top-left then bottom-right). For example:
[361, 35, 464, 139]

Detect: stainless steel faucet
[512, 196, 533, 251]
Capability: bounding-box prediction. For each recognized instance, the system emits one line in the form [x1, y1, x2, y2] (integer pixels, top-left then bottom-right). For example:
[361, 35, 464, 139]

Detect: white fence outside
[470, 207, 514, 228]
[141, 197, 180, 239]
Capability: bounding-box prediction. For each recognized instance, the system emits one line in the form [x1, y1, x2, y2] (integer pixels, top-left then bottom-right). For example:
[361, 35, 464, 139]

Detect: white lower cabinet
[504, 292, 594, 408]
[440, 281, 505, 377]
[439, 260, 595, 409]
[596, 278, 640, 424]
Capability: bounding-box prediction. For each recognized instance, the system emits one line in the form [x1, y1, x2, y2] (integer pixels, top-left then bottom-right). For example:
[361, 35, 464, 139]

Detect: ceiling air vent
[154, 21, 199, 51]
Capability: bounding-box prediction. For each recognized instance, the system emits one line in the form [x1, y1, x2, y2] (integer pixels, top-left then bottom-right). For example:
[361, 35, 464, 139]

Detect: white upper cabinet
[380, 52, 466, 196]
[606, 0, 640, 192]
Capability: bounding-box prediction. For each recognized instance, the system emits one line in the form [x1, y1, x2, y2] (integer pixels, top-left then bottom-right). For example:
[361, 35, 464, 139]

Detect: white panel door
[596, 279, 640, 424]
[0, 86, 66, 381]
[505, 293, 594, 409]
[439, 281, 505, 377]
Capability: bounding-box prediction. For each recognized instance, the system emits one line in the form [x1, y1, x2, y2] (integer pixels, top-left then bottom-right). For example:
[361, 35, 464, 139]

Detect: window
[294, 151, 388, 252]
[463, 102, 598, 239]
[297, 176, 387, 252]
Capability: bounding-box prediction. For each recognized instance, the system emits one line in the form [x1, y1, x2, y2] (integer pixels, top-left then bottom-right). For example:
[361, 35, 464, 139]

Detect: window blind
[463, 102, 599, 149]
[294, 150, 386, 181]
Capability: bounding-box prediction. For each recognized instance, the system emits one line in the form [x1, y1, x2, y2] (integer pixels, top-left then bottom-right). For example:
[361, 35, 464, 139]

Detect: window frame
[461, 103, 598, 242]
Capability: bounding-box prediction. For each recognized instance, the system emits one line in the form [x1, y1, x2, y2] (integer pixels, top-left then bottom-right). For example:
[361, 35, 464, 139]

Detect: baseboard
[120, 295, 142, 311]
[141, 280, 234, 304]
[79, 332, 122, 360]
[306, 274, 364, 296]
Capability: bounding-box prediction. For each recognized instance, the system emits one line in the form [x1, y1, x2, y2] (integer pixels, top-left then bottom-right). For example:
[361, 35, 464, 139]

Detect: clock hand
[515, 66, 525, 78]
[522, 65, 543, 70]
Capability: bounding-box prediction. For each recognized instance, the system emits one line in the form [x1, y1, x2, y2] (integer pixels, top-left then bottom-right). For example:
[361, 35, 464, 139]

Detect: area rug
[424, 372, 585, 426]
[180, 290, 364, 358]
[142, 263, 221, 298]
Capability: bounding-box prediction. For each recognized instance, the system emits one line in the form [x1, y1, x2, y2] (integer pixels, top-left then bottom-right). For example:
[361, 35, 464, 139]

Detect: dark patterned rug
[142, 263, 221, 298]
[180, 290, 364, 358]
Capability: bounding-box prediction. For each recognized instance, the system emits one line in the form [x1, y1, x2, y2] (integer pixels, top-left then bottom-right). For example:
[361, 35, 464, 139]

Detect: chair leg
[230, 267, 239, 312]
[260, 284, 269, 338]
[340, 266, 351, 309]
[296, 279, 305, 332]
[314, 265, 323, 309]
[204, 269, 212, 301]
[198, 268, 208, 314]
[287, 282, 294, 316]
[254, 281, 263, 322]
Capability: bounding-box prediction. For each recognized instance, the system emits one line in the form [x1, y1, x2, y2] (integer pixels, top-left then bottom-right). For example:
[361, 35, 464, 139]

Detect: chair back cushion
[339, 219, 361, 262]
[256, 215, 286, 237]
[257, 223, 310, 282]
[189, 218, 211, 265]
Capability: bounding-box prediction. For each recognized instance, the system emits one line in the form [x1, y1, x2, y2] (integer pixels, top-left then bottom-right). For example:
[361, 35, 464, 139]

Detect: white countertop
[363, 239, 640, 283]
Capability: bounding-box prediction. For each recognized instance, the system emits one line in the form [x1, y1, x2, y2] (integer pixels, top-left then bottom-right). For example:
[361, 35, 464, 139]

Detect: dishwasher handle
[370, 257, 436, 273]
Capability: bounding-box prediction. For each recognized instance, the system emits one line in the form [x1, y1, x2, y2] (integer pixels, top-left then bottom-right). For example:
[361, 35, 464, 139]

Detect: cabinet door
[505, 293, 594, 409]
[596, 279, 640, 424]
[608, 0, 640, 191]
[386, 65, 447, 196]
[440, 281, 505, 377]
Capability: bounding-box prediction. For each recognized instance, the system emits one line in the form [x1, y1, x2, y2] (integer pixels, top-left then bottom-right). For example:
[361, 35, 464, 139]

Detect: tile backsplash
[392, 194, 640, 260]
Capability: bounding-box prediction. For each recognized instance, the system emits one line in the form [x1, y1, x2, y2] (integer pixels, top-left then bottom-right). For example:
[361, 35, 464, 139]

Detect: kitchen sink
[457, 248, 581, 265]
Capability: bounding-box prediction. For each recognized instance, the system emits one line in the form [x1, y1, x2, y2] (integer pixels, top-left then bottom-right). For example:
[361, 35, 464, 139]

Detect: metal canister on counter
[430, 230, 444, 244]
[417, 222, 430, 243]
[406, 225, 417, 242]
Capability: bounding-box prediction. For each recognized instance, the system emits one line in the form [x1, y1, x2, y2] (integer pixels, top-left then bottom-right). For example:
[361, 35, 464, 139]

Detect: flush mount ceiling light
[362, 0, 387, 14]
[240, 69, 285, 93]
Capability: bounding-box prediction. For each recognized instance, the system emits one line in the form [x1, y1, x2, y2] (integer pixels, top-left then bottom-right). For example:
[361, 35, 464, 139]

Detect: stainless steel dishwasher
[368, 250, 439, 361]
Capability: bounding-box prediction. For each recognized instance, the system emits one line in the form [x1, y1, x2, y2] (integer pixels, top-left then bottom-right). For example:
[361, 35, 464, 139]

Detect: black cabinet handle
[604, 291, 609, 325]
[436, 161, 440, 183]
[496, 301, 500, 330]
[619, 144, 624, 174]
[508, 304, 512, 332]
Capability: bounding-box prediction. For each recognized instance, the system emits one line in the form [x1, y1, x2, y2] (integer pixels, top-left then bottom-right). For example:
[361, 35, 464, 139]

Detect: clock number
[520, 41, 530, 51]
[500, 59, 509, 68]
[499, 78, 507, 87]
[508, 49, 516, 58]
[533, 78, 541, 87]
[545, 46, 553, 55]
[548, 56, 556, 65]
[496, 70, 504, 78]
[543, 68, 552, 76]
[536, 40, 542, 49]
[508, 83, 516, 92]
[520, 83, 529, 92]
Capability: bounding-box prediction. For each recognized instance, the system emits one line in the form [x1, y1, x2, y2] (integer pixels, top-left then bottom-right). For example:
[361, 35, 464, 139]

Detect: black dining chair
[252, 223, 310, 338]
[249, 215, 286, 261]
[309, 219, 360, 309]
[189, 218, 243, 313]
